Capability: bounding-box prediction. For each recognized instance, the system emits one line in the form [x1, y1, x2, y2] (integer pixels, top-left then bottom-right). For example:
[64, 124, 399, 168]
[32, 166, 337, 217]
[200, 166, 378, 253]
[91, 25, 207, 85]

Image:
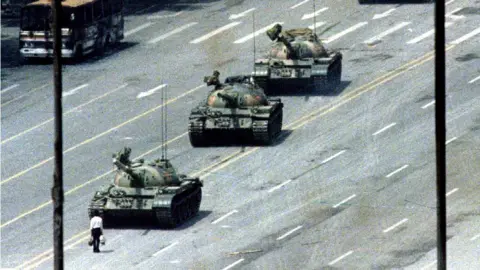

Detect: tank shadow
[266, 80, 351, 97]
[103, 210, 212, 230]
[193, 129, 292, 147]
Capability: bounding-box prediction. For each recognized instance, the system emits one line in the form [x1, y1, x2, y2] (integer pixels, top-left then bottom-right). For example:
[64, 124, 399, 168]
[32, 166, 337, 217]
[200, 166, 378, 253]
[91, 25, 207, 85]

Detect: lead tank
[252, 24, 342, 93]
[88, 147, 203, 228]
[188, 70, 283, 146]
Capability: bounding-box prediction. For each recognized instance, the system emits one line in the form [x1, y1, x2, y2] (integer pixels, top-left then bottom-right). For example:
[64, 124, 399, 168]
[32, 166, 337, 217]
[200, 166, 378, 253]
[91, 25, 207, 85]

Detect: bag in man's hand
[100, 235, 106, 245]
[88, 236, 93, 246]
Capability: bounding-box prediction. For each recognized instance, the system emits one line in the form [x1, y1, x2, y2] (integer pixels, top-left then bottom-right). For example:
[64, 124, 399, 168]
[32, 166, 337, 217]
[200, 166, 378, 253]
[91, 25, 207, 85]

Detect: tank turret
[267, 24, 297, 59]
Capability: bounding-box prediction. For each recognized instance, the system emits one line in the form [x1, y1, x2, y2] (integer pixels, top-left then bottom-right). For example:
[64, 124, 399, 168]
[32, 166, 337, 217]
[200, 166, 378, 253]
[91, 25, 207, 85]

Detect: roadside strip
[12, 43, 458, 269]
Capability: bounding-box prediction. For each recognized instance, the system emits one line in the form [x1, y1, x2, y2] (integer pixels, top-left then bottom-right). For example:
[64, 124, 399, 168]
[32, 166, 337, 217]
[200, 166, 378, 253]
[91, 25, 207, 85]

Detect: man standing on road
[90, 210, 103, 253]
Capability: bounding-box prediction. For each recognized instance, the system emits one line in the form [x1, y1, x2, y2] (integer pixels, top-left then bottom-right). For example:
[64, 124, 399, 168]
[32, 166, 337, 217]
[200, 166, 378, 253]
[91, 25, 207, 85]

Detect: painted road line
[234, 22, 284, 44]
[383, 218, 408, 233]
[451, 26, 480, 44]
[137, 84, 167, 98]
[386, 165, 409, 178]
[324, 22, 368, 44]
[328, 250, 353, 266]
[301, 7, 328, 20]
[0, 85, 203, 185]
[62, 83, 88, 97]
[445, 0, 455, 5]
[0, 84, 19, 94]
[148, 22, 198, 43]
[308, 22, 326, 30]
[222, 258, 245, 270]
[446, 188, 458, 197]
[445, 137, 457, 145]
[229, 8, 256, 20]
[321, 150, 346, 164]
[12, 44, 460, 267]
[422, 100, 435, 109]
[277, 225, 303, 240]
[290, 0, 309, 9]
[190, 22, 242, 44]
[364, 22, 411, 45]
[421, 260, 437, 270]
[153, 241, 179, 257]
[0, 83, 49, 108]
[212, 210, 238, 224]
[373, 122, 396, 136]
[147, 11, 183, 20]
[124, 22, 153, 37]
[372, 8, 395, 20]
[470, 233, 480, 241]
[468, 75, 480, 84]
[333, 194, 356, 208]
[407, 22, 453, 44]
[1, 84, 128, 145]
[445, 7, 465, 20]
[268, 179, 292, 193]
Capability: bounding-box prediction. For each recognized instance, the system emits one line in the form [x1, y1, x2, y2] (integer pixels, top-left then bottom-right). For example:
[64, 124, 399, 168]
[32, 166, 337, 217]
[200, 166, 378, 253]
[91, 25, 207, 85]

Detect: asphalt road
[1, 0, 479, 269]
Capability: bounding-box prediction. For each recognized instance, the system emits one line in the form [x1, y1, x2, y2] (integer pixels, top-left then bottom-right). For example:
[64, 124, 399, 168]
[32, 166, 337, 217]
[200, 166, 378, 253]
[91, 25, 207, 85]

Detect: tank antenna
[161, 85, 168, 160]
[252, 11, 257, 84]
[313, 0, 317, 36]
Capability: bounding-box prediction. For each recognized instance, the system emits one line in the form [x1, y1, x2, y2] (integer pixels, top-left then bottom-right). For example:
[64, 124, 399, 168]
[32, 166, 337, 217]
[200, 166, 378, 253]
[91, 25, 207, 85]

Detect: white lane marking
[451, 26, 480, 44]
[446, 7, 465, 20]
[124, 22, 153, 37]
[137, 84, 167, 99]
[445, 137, 457, 145]
[301, 7, 329, 20]
[190, 22, 241, 44]
[372, 122, 396, 136]
[0, 84, 19, 94]
[290, 0, 309, 9]
[468, 75, 480, 84]
[422, 100, 435, 109]
[445, 0, 455, 5]
[229, 8, 256, 20]
[222, 258, 244, 270]
[321, 150, 346, 164]
[169, 260, 181, 264]
[324, 22, 368, 44]
[277, 225, 303, 240]
[372, 8, 395, 20]
[148, 22, 198, 44]
[328, 250, 353, 266]
[383, 218, 408, 233]
[234, 22, 284, 44]
[407, 22, 453, 44]
[212, 210, 238, 224]
[364, 22, 411, 45]
[421, 260, 437, 270]
[62, 84, 88, 97]
[268, 179, 292, 193]
[147, 11, 183, 20]
[221, 225, 232, 228]
[333, 194, 356, 208]
[0, 83, 48, 108]
[308, 22, 326, 30]
[153, 241, 179, 257]
[386, 165, 409, 178]
[470, 233, 480, 241]
[446, 188, 459, 197]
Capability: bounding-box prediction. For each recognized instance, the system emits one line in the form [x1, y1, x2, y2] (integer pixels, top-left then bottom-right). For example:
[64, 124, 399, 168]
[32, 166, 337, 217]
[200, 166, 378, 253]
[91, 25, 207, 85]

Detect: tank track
[155, 187, 202, 228]
[252, 109, 283, 145]
[188, 120, 206, 147]
[311, 60, 342, 91]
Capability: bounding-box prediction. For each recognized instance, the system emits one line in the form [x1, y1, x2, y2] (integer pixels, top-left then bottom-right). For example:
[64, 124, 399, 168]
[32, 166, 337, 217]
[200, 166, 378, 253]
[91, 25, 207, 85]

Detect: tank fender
[181, 177, 203, 187]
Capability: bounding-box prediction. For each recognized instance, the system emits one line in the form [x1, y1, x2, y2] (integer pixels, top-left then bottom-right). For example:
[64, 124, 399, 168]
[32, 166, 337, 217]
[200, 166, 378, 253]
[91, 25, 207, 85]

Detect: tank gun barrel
[217, 92, 236, 105]
[267, 24, 297, 59]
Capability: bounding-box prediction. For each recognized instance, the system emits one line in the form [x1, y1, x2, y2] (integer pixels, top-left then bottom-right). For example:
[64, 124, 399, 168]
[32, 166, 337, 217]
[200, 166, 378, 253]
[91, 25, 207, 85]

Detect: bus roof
[26, 0, 97, 8]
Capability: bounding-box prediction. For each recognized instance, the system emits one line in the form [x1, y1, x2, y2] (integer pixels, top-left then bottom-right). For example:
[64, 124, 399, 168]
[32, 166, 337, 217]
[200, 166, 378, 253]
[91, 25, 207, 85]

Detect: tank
[252, 24, 342, 93]
[188, 70, 283, 146]
[88, 147, 203, 228]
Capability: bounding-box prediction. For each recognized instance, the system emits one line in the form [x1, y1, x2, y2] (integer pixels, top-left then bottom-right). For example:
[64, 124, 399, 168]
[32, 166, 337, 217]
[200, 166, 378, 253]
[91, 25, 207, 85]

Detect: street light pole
[51, 0, 64, 269]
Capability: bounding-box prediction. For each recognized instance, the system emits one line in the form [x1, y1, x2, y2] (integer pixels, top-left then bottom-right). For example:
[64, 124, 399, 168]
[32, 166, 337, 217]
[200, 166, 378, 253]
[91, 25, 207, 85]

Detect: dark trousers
[91, 228, 102, 252]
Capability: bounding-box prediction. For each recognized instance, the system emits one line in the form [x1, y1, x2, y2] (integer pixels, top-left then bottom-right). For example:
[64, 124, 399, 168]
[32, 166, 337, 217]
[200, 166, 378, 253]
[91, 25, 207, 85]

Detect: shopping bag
[88, 236, 93, 246]
[100, 235, 106, 245]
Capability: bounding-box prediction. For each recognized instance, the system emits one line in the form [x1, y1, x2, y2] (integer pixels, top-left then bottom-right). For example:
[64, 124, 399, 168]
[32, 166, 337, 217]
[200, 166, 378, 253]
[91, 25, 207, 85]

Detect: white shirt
[90, 216, 103, 230]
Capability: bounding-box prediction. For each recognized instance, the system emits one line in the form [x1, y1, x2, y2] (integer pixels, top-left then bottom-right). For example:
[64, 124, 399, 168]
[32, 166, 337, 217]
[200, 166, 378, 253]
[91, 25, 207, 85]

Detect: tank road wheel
[326, 62, 342, 91]
[252, 120, 273, 145]
[192, 188, 202, 215]
[189, 120, 206, 147]
[273, 109, 283, 138]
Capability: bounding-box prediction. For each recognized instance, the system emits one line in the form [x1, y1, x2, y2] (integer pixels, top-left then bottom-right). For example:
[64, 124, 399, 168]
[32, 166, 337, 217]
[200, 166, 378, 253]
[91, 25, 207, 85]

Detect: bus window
[85, 4, 93, 24]
[93, 0, 103, 20]
[102, 0, 111, 17]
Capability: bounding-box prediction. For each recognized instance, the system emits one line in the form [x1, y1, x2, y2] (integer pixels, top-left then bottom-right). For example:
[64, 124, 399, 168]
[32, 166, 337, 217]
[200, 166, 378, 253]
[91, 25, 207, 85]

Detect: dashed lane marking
[386, 165, 409, 178]
[364, 22, 411, 45]
[136, 84, 167, 98]
[212, 210, 238, 225]
[153, 241, 179, 257]
[301, 7, 328, 20]
[222, 258, 245, 270]
[308, 21, 326, 30]
[229, 8, 256, 20]
[445, 137, 457, 145]
[451, 26, 480, 44]
[0, 84, 19, 94]
[190, 22, 242, 44]
[446, 188, 458, 197]
[267, 179, 292, 193]
[321, 150, 346, 164]
[234, 22, 284, 44]
[124, 22, 154, 37]
[61, 83, 88, 97]
[147, 11, 183, 20]
[406, 22, 453, 44]
[468, 75, 480, 84]
[373, 122, 396, 136]
[148, 22, 198, 44]
[0, 83, 49, 108]
[324, 22, 368, 44]
[328, 251, 353, 266]
[290, 0, 309, 9]
[421, 100, 435, 109]
[277, 225, 303, 240]
[383, 218, 408, 233]
[333, 194, 356, 208]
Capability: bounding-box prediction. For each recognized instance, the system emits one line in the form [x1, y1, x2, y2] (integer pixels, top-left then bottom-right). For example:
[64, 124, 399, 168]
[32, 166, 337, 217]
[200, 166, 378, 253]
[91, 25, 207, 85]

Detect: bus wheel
[74, 45, 83, 63]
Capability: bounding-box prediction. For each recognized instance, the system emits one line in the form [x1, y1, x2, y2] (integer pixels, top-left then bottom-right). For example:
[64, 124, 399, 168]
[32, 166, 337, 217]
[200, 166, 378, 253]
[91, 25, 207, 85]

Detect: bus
[19, 0, 124, 61]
